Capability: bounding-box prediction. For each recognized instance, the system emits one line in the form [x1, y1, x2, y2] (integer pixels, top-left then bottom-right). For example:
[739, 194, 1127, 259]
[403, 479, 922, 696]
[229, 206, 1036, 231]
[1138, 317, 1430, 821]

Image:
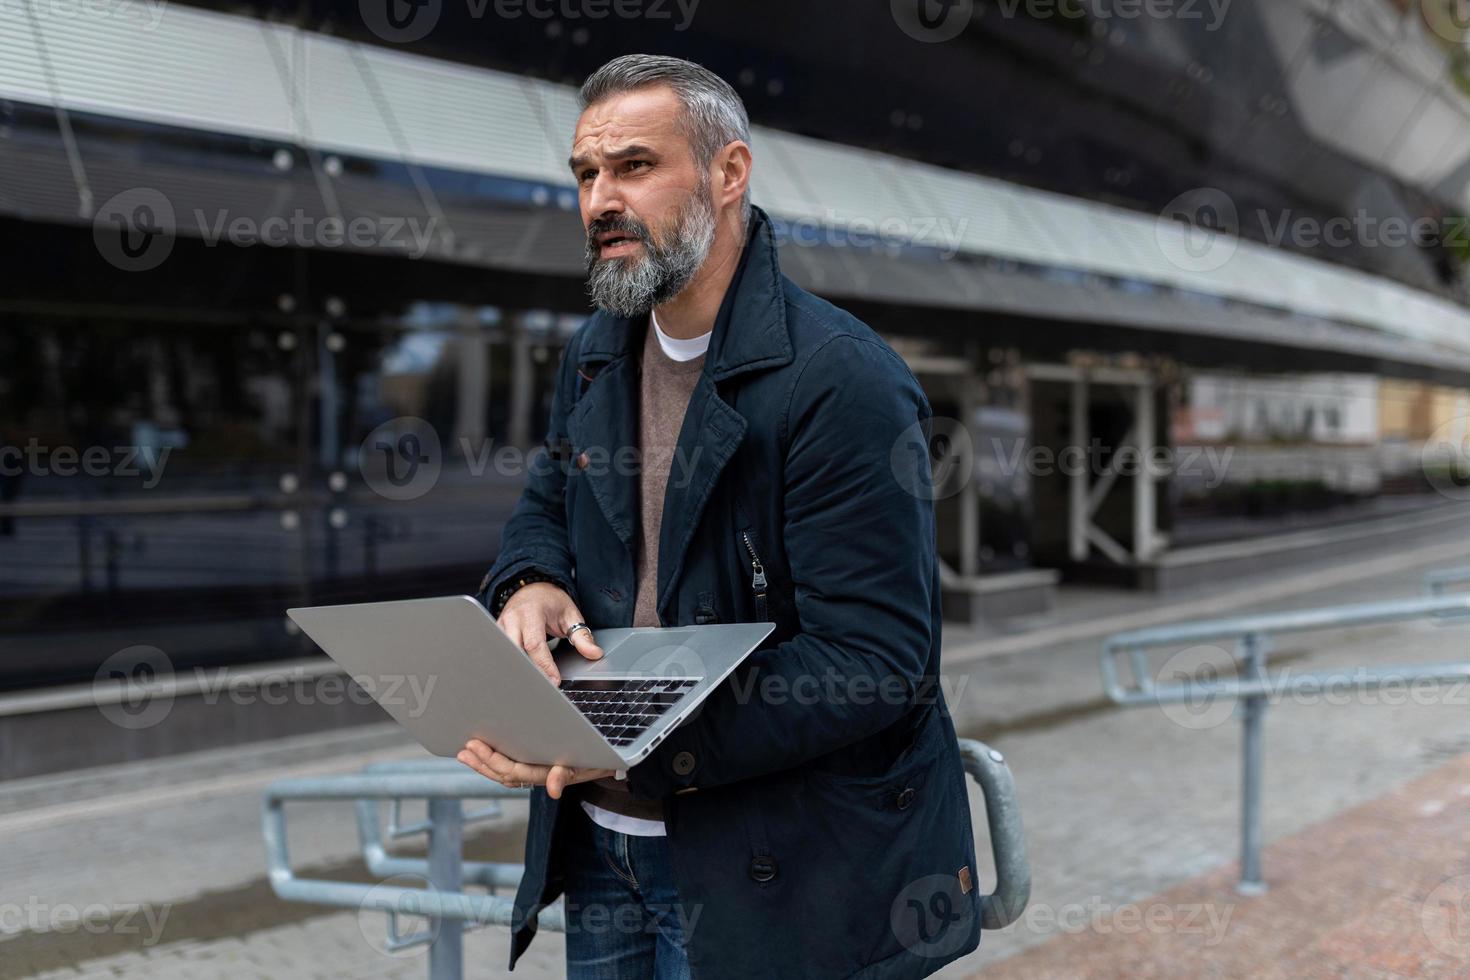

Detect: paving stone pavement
[7, 532, 1470, 978]
[976, 750, 1470, 979]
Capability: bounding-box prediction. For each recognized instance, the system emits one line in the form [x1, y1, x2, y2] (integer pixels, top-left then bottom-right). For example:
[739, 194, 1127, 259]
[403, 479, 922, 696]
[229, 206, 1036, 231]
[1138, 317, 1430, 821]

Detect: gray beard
[585, 191, 718, 318]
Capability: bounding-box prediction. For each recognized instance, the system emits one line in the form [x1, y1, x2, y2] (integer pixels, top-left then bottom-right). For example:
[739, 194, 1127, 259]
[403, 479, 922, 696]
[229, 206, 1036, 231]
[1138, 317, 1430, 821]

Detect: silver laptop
[287, 595, 774, 770]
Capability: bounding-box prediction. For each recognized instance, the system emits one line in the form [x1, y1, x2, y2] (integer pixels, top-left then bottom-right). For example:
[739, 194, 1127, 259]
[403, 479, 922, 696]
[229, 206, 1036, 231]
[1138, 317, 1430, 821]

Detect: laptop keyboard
[559, 678, 699, 746]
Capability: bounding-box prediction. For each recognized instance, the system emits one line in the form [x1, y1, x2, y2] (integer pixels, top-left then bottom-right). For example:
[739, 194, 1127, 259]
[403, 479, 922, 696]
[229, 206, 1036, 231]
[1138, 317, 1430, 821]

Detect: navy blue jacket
[479, 207, 981, 979]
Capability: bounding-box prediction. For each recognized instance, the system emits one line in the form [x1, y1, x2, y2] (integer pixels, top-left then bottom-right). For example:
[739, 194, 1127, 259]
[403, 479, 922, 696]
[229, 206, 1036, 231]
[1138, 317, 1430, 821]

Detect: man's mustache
[585, 215, 653, 255]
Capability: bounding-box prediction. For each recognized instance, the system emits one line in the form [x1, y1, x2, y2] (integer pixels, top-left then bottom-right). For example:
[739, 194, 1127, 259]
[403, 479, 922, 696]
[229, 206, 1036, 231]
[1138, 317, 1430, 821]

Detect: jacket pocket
[805, 704, 943, 810]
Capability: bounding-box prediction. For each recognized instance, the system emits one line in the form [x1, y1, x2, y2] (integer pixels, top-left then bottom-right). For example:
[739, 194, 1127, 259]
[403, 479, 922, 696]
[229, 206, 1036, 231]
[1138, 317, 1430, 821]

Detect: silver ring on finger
[568, 623, 592, 640]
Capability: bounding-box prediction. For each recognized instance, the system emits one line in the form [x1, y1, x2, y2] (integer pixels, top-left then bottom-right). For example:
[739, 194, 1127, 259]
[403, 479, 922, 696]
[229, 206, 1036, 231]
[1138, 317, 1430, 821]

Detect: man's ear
[714, 140, 752, 212]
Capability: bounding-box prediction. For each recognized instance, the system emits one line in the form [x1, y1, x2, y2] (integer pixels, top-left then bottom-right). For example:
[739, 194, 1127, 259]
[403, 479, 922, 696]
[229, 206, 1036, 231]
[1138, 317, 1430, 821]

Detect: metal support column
[1069, 377, 1089, 562]
[508, 318, 534, 450]
[1132, 381, 1156, 561]
[1237, 631, 1267, 896]
[427, 798, 465, 978]
[453, 317, 487, 456]
[959, 376, 980, 577]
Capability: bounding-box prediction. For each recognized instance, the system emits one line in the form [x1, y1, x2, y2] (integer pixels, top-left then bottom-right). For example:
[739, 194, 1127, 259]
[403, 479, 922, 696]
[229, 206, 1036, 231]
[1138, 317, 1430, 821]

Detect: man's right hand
[495, 582, 604, 684]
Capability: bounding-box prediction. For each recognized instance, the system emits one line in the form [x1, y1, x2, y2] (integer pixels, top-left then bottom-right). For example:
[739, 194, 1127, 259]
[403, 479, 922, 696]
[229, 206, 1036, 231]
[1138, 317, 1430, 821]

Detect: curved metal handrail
[957, 738, 1031, 930]
[264, 736, 1031, 965]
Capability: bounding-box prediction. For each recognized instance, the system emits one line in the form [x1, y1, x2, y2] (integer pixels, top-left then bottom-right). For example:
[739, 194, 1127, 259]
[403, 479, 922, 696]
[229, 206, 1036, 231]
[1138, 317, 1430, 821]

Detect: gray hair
[579, 54, 751, 224]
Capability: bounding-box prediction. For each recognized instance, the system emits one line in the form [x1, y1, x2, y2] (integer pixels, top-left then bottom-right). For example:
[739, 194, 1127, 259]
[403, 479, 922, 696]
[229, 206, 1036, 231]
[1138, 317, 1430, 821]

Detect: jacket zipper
[741, 529, 770, 621]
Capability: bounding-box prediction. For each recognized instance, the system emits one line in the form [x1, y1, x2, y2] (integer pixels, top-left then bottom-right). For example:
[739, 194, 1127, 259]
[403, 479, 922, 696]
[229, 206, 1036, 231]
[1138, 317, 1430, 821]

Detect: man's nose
[584, 173, 625, 220]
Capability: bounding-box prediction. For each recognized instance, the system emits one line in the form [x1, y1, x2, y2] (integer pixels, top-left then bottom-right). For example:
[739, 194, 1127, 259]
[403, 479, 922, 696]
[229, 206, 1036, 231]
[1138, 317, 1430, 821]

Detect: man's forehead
[572, 87, 683, 155]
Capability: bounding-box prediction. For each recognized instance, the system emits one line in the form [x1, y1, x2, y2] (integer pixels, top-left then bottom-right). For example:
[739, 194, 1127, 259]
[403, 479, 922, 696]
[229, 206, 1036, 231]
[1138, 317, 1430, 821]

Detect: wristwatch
[488, 570, 568, 618]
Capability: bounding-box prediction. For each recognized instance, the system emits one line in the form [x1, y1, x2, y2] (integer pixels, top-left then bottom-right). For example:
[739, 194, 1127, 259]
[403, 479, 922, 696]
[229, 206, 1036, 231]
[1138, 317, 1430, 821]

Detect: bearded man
[462, 54, 981, 980]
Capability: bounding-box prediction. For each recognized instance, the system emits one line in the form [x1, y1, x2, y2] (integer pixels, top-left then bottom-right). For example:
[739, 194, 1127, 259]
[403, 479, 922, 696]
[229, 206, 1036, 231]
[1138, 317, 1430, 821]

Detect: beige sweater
[578, 317, 706, 823]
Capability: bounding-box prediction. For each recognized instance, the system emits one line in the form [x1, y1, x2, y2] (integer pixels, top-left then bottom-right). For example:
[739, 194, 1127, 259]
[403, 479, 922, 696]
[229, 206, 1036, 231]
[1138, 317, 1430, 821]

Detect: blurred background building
[4, 0, 1470, 776]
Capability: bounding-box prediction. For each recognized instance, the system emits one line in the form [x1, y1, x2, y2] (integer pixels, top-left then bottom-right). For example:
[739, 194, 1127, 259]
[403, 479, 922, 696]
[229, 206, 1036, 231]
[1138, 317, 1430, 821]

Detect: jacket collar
[576, 205, 793, 381]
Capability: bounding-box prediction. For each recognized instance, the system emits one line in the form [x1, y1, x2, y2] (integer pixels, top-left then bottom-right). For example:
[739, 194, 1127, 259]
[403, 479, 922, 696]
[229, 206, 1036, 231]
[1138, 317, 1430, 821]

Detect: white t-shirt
[650, 307, 712, 361]
[581, 308, 712, 839]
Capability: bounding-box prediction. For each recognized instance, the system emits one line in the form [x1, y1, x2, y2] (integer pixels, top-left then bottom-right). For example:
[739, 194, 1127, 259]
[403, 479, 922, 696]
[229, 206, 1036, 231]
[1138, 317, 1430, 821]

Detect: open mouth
[595, 230, 643, 254]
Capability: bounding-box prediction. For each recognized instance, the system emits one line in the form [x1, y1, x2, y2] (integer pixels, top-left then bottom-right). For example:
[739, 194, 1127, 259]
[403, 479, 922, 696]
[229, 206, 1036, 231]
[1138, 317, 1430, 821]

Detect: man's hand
[457, 738, 616, 799]
[496, 581, 603, 684]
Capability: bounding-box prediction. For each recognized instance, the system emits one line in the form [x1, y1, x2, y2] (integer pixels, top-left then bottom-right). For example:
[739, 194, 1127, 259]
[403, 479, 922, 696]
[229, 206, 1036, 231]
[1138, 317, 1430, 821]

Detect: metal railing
[263, 738, 1028, 979]
[1425, 565, 1470, 612]
[1100, 591, 1470, 894]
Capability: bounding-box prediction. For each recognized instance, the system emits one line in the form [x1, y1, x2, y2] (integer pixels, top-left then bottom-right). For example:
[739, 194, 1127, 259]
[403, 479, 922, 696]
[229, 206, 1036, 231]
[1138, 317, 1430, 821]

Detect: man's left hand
[457, 738, 616, 798]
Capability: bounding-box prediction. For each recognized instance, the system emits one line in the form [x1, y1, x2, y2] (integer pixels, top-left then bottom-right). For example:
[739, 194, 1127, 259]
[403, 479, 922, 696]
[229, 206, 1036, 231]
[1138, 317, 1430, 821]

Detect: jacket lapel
[652, 207, 793, 622]
[654, 373, 748, 620]
[568, 338, 640, 550]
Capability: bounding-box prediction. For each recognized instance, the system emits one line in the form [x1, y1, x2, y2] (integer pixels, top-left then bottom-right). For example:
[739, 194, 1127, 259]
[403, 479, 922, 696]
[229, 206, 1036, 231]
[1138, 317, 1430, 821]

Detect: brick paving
[974, 751, 1470, 979]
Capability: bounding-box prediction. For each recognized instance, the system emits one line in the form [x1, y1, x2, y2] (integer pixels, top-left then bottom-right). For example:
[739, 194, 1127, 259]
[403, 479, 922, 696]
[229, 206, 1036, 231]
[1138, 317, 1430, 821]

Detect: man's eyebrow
[567, 143, 658, 173]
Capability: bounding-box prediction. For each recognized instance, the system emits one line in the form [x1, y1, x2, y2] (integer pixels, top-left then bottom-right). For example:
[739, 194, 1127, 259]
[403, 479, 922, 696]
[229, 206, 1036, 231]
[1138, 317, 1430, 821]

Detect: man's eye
[626, 160, 650, 173]
[578, 170, 597, 184]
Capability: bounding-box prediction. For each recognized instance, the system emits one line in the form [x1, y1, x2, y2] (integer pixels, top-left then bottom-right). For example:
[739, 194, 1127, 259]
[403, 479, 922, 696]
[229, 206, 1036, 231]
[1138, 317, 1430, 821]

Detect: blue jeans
[562, 809, 693, 980]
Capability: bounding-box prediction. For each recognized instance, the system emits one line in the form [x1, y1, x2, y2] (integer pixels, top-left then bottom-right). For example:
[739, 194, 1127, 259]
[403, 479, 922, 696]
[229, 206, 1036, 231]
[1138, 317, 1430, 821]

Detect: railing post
[427, 798, 464, 980]
[1237, 631, 1267, 895]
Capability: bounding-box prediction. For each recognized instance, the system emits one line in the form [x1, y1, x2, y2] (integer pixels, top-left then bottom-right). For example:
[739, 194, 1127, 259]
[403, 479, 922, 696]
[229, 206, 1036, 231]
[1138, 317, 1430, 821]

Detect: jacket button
[895, 786, 917, 810]
[575, 452, 589, 470]
[749, 856, 778, 883]
[671, 751, 696, 776]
